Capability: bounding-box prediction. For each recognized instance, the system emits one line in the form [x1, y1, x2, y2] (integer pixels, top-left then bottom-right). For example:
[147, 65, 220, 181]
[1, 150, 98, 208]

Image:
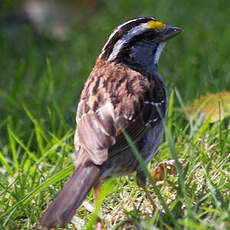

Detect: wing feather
[75, 60, 166, 165]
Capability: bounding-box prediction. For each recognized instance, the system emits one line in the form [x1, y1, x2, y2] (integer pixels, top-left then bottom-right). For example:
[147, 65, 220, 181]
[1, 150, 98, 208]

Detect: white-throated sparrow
[40, 17, 182, 228]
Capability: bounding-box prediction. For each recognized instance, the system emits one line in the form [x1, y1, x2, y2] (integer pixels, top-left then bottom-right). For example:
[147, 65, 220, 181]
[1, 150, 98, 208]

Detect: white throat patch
[154, 42, 166, 64]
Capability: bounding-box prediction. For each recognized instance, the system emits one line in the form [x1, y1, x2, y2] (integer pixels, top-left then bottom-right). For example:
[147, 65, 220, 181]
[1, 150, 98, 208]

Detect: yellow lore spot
[147, 20, 165, 30]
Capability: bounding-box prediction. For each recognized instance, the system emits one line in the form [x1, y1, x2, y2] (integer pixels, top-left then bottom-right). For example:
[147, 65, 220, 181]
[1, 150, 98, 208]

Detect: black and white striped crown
[99, 17, 165, 62]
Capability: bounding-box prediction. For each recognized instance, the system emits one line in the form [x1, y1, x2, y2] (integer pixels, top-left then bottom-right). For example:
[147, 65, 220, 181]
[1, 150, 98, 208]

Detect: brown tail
[40, 156, 102, 228]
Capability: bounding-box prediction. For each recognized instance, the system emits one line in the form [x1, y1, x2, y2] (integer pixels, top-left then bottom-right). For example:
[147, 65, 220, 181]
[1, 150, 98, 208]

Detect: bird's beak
[160, 25, 183, 41]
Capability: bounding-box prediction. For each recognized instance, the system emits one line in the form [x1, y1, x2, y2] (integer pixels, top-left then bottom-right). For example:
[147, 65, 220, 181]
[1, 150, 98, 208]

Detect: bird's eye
[143, 36, 155, 42]
[142, 31, 157, 42]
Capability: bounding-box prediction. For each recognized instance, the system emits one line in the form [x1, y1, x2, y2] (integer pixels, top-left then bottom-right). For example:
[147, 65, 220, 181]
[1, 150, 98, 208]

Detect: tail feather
[40, 158, 102, 228]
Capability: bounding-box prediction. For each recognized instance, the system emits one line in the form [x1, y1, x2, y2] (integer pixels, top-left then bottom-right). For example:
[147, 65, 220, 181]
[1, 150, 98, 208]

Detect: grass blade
[1, 165, 74, 217]
[0, 151, 13, 177]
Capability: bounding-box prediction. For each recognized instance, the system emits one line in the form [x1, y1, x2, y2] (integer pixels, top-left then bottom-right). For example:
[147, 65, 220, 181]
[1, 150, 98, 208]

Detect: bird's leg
[136, 169, 156, 214]
[94, 183, 103, 230]
[143, 185, 156, 212]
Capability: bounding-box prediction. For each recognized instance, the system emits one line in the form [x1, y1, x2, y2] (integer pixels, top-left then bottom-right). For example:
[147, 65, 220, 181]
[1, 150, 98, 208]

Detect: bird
[40, 17, 182, 228]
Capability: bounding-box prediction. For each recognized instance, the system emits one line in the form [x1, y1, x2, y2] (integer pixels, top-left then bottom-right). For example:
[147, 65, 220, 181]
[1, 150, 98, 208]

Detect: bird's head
[99, 17, 182, 73]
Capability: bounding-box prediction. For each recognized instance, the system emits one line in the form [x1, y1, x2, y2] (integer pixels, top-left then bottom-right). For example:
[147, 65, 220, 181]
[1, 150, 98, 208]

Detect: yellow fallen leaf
[187, 91, 230, 123]
[152, 159, 184, 182]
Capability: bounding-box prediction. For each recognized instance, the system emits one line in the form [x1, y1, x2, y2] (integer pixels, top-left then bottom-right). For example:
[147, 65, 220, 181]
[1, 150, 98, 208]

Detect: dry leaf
[152, 159, 185, 182]
[187, 91, 230, 123]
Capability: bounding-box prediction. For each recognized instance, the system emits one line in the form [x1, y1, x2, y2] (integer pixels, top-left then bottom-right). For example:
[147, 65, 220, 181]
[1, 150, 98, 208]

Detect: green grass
[0, 0, 230, 229]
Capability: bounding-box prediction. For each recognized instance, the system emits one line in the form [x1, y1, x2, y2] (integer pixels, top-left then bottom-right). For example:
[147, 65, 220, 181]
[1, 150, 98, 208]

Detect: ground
[0, 0, 230, 229]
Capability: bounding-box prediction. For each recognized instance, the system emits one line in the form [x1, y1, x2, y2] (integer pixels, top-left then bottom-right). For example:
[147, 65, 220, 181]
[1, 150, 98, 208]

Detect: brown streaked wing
[75, 60, 155, 165]
[76, 101, 116, 165]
